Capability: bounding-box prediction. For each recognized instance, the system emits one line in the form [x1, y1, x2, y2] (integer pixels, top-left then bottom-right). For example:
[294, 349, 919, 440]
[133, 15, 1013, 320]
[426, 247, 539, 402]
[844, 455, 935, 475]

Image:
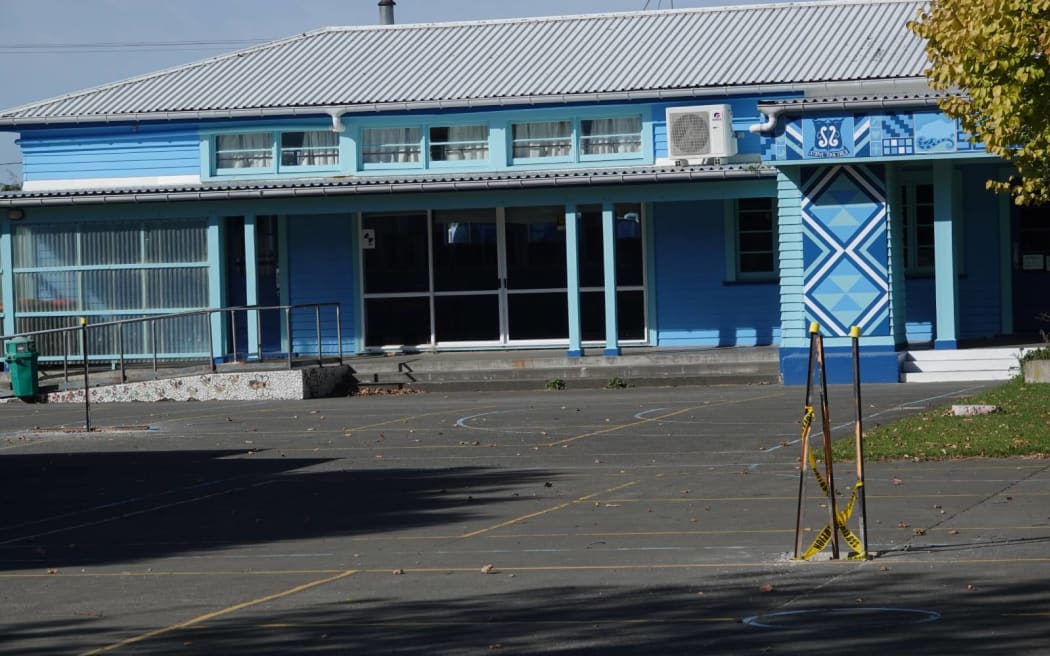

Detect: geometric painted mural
[801, 164, 890, 337]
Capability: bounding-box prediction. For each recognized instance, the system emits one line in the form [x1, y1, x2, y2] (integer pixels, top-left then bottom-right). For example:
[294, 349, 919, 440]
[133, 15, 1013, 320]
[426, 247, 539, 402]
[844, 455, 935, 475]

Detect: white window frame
[210, 128, 340, 177]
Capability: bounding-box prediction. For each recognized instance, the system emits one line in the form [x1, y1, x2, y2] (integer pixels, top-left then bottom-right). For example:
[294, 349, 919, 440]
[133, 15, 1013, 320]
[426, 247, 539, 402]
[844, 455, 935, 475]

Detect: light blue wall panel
[652, 200, 779, 347]
[19, 125, 201, 181]
[287, 214, 357, 355]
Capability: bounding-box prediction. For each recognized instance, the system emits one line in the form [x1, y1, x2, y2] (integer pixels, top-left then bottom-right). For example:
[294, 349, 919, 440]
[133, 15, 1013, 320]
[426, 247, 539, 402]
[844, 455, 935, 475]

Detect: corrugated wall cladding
[0, 1, 929, 122]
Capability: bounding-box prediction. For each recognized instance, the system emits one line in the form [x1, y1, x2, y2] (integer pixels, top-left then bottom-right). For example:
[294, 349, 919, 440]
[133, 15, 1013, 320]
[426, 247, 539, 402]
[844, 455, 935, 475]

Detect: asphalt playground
[1, 381, 1048, 654]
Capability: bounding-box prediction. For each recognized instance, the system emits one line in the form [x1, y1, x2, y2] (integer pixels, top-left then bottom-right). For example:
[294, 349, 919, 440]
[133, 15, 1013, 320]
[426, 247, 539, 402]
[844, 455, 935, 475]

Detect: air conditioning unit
[666, 104, 737, 161]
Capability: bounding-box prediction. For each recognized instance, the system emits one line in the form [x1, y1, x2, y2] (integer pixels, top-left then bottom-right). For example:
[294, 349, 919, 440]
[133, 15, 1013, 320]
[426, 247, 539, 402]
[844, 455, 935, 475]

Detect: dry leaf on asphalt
[481, 564, 495, 574]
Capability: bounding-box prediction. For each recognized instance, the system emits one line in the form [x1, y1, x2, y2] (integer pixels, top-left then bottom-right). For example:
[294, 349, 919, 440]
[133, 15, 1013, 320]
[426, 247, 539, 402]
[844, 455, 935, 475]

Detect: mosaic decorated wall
[768, 110, 982, 162]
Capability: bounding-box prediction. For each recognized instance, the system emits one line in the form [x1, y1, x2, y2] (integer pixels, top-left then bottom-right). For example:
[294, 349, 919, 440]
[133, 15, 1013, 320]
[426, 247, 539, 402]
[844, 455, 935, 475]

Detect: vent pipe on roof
[379, 0, 396, 25]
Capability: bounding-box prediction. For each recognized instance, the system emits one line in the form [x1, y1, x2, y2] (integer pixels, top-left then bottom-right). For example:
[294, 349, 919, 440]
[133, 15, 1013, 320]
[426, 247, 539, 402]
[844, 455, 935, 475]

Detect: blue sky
[0, 0, 783, 185]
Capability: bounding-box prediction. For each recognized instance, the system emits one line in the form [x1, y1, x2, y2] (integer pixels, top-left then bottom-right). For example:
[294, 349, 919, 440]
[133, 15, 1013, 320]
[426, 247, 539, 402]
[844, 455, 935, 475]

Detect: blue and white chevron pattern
[801, 165, 890, 337]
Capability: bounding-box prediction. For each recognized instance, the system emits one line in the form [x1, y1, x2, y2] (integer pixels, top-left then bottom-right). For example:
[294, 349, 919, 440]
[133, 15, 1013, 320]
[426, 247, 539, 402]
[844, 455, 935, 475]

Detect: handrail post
[63, 330, 70, 383]
[208, 310, 216, 372]
[256, 307, 263, 362]
[231, 310, 238, 363]
[118, 324, 126, 383]
[152, 320, 159, 378]
[286, 306, 293, 370]
[335, 303, 343, 365]
[315, 304, 322, 366]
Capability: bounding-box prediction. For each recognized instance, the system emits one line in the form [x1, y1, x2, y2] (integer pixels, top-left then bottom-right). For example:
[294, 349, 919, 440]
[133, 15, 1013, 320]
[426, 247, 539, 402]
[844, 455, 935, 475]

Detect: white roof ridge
[320, 0, 923, 33]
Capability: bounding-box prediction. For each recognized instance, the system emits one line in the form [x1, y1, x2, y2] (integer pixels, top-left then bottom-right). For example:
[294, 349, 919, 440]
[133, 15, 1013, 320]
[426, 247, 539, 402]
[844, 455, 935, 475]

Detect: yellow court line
[458, 480, 639, 539]
[78, 569, 358, 655]
[545, 391, 785, 447]
[0, 569, 344, 580]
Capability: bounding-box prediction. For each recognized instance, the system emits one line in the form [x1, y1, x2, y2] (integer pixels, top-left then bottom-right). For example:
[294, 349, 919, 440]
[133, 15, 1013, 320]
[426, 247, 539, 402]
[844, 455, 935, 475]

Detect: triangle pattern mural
[802, 165, 890, 337]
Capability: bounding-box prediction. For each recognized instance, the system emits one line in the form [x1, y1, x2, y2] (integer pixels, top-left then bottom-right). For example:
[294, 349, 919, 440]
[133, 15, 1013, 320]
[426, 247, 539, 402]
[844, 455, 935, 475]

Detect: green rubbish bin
[5, 337, 39, 398]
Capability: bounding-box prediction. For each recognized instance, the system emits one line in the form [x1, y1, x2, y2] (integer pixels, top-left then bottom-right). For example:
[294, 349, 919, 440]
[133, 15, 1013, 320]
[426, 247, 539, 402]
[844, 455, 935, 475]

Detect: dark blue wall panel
[652, 200, 780, 346]
[287, 214, 357, 355]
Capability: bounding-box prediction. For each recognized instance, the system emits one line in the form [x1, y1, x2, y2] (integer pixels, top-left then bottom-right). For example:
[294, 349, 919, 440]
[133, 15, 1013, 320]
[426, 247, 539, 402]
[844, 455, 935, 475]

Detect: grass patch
[832, 377, 1050, 461]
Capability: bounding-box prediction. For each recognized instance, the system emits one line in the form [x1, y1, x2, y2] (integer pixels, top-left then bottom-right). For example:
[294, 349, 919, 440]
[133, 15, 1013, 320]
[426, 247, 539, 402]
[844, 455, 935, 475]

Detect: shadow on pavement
[0, 450, 556, 570]
[7, 573, 1047, 655]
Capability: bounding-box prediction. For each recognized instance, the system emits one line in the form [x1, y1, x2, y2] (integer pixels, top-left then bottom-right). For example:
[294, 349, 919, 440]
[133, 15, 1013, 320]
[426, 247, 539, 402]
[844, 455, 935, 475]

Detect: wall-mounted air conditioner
[666, 104, 738, 161]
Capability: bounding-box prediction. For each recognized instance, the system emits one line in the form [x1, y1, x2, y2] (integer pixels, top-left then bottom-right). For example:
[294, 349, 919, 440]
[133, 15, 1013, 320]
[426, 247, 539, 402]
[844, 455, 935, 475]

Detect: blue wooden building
[0, 1, 1044, 383]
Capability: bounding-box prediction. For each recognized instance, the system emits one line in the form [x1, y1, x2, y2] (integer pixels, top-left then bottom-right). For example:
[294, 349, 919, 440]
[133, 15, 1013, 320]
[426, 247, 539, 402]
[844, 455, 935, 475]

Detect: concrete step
[901, 370, 1015, 383]
[899, 346, 1033, 383]
[344, 347, 782, 390]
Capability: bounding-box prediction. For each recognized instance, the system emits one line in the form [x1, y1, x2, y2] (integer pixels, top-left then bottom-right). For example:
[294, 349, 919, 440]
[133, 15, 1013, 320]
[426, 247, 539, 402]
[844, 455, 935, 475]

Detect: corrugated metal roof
[0, 164, 776, 207]
[0, 1, 929, 125]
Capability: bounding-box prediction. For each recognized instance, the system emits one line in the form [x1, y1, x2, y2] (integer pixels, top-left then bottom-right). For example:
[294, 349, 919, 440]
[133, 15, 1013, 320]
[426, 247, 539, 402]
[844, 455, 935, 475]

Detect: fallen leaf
[892, 477, 903, 486]
[759, 583, 775, 593]
[393, 569, 404, 575]
[481, 564, 495, 574]
[47, 568, 59, 575]
[948, 529, 959, 535]
[913, 528, 927, 536]
[967, 584, 977, 591]
[896, 521, 910, 528]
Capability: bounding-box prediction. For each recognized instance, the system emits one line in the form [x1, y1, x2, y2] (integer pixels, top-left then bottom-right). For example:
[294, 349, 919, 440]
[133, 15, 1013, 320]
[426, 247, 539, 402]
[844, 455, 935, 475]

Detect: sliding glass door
[361, 205, 645, 349]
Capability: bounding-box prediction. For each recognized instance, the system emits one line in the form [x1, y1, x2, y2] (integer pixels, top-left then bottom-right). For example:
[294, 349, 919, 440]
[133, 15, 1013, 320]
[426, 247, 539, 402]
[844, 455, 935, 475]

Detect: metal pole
[256, 306, 262, 361]
[851, 325, 869, 558]
[208, 311, 216, 373]
[815, 332, 841, 559]
[81, 317, 91, 432]
[231, 310, 239, 363]
[152, 321, 159, 378]
[63, 330, 70, 383]
[794, 323, 819, 559]
[286, 307, 293, 370]
[335, 303, 343, 365]
[316, 305, 322, 366]
[118, 324, 126, 383]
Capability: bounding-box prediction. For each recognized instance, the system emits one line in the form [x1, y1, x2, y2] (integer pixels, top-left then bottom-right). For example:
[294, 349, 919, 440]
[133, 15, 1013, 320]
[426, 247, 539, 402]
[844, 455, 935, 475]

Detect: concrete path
[1, 381, 1047, 654]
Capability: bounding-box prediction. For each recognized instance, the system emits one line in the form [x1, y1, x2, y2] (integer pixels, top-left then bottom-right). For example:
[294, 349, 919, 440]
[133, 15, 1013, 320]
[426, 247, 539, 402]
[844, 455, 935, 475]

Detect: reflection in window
[512, 121, 572, 159]
[215, 133, 272, 170]
[580, 117, 642, 156]
[280, 131, 339, 167]
[430, 125, 489, 162]
[362, 127, 422, 164]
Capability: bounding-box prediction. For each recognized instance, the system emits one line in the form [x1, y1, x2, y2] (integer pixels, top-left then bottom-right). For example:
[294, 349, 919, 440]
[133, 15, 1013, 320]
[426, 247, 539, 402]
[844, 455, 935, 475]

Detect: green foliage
[832, 378, 1050, 461]
[605, 376, 628, 389]
[544, 378, 565, 391]
[0, 183, 21, 192]
[910, 0, 1050, 205]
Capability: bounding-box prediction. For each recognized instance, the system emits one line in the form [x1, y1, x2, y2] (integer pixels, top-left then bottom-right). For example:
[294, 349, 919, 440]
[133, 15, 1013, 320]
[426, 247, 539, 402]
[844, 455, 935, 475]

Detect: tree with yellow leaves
[910, 0, 1050, 205]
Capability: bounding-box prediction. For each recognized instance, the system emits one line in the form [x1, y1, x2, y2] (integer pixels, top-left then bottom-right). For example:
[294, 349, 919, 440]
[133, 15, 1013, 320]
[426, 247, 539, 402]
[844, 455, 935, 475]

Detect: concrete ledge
[44, 365, 352, 403]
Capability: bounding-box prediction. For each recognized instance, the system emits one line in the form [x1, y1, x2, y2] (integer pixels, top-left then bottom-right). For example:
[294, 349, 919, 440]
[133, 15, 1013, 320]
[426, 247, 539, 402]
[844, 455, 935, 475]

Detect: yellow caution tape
[797, 408, 867, 559]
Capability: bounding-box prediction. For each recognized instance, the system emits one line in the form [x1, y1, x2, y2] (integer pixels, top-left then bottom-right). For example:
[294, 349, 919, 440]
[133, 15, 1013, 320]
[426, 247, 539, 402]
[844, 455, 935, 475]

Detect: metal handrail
[1, 302, 343, 385]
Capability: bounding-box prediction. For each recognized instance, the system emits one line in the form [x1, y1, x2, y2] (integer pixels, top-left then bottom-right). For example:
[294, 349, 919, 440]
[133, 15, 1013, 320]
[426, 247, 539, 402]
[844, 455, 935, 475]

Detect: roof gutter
[749, 94, 948, 133]
[0, 78, 932, 128]
[0, 167, 776, 208]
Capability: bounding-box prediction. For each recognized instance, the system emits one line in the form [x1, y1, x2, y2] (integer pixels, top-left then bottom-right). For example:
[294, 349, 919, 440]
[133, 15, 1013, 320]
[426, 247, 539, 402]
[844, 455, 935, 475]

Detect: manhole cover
[743, 608, 941, 630]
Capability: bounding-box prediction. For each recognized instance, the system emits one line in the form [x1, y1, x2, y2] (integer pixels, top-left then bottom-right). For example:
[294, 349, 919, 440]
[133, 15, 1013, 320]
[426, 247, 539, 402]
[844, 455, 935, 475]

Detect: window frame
[208, 127, 342, 177]
[725, 197, 779, 282]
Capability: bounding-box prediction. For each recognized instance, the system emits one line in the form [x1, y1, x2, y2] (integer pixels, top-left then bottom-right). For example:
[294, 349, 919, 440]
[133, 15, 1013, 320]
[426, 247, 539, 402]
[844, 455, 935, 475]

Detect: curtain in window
[215, 133, 272, 169]
[280, 131, 339, 167]
[512, 121, 572, 159]
[580, 117, 642, 155]
[430, 125, 489, 161]
[362, 127, 421, 164]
